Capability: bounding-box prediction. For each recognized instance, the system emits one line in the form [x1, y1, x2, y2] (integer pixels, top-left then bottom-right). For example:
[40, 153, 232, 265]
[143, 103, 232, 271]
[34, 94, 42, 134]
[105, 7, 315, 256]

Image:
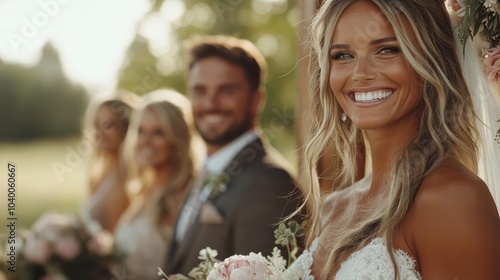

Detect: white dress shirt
[175, 129, 259, 242]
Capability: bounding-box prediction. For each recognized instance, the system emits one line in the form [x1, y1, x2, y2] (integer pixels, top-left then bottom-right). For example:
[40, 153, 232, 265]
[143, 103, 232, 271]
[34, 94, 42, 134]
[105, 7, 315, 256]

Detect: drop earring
[341, 112, 347, 122]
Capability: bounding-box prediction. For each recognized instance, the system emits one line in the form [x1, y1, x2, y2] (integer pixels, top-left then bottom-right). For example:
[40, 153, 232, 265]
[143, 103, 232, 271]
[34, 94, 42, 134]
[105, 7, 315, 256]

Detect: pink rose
[87, 231, 114, 256]
[483, 45, 500, 84]
[445, 0, 466, 17]
[23, 237, 52, 264]
[207, 253, 272, 280]
[53, 234, 80, 260]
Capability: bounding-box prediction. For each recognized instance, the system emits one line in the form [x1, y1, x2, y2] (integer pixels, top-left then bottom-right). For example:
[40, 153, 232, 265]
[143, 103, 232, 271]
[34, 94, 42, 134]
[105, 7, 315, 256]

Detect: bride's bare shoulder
[411, 158, 497, 223]
[408, 158, 500, 277]
[413, 158, 493, 210]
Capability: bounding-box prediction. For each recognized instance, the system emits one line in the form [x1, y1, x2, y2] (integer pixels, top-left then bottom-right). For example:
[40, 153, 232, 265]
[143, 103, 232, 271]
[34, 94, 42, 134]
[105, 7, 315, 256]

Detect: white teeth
[204, 115, 224, 124]
[354, 91, 393, 102]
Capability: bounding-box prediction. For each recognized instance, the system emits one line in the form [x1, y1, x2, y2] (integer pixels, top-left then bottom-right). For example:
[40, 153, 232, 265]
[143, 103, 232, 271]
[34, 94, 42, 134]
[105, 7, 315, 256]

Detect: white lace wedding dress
[287, 237, 422, 280]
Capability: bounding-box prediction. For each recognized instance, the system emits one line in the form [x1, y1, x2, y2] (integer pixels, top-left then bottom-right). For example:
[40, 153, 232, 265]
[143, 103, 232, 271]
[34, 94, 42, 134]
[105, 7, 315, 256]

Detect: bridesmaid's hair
[302, 0, 478, 278]
[83, 90, 139, 194]
[124, 89, 204, 237]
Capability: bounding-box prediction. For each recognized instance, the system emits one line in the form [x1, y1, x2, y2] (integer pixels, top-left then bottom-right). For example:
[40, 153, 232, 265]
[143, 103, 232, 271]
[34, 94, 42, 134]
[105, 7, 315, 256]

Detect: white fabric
[458, 37, 500, 211]
[114, 188, 170, 280]
[79, 168, 119, 226]
[334, 238, 422, 280]
[447, 0, 500, 211]
[205, 129, 259, 174]
[175, 129, 258, 242]
[288, 238, 421, 280]
[285, 239, 318, 280]
[175, 165, 209, 242]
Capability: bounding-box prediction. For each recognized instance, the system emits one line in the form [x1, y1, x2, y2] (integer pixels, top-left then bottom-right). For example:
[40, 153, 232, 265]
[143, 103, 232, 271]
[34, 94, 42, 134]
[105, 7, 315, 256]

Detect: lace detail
[286, 237, 421, 280]
[284, 238, 319, 280]
[335, 237, 422, 280]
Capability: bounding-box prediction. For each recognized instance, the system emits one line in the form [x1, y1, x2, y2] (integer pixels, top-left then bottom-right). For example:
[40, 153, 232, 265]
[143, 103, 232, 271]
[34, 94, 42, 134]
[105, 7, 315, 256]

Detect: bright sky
[0, 0, 288, 94]
[0, 0, 156, 93]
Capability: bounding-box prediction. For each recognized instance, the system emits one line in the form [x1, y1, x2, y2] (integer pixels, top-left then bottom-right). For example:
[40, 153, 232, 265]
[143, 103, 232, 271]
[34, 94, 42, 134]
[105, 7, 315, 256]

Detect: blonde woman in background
[80, 90, 139, 232]
[114, 89, 204, 279]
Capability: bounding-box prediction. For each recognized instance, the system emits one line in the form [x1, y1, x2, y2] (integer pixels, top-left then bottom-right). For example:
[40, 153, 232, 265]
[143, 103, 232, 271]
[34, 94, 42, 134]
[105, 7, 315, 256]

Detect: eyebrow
[330, 37, 397, 50]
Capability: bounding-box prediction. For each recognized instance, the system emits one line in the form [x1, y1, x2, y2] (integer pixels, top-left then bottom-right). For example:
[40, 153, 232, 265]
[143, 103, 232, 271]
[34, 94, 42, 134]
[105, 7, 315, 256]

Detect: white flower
[199, 247, 218, 261]
[484, 0, 500, 13]
[267, 247, 287, 276]
[87, 231, 114, 256]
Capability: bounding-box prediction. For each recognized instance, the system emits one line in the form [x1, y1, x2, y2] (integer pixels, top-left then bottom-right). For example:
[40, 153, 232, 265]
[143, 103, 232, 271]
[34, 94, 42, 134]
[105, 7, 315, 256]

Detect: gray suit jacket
[164, 137, 303, 275]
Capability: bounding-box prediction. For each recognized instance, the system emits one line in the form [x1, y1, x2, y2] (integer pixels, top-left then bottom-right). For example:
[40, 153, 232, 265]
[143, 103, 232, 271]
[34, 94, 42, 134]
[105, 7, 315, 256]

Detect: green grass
[0, 131, 298, 237]
[0, 137, 88, 232]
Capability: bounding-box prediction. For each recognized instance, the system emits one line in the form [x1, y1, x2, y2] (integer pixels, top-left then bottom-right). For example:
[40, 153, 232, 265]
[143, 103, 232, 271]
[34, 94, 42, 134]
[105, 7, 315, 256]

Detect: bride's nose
[352, 56, 377, 82]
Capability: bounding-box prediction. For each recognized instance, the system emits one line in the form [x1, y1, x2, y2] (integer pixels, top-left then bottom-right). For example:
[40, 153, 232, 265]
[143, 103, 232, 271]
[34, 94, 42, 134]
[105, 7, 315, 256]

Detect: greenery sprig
[204, 172, 229, 199]
[274, 220, 307, 266]
[457, 0, 500, 53]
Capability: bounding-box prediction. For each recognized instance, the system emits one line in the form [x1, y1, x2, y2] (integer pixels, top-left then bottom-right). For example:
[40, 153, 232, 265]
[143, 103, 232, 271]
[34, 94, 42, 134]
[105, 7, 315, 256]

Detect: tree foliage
[0, 44, 88, 141]
[117, 0, 299, 151]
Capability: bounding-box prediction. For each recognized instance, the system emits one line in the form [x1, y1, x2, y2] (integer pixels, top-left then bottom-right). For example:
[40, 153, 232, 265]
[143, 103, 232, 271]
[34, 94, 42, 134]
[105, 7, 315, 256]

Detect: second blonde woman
[115, 89, 203, 279]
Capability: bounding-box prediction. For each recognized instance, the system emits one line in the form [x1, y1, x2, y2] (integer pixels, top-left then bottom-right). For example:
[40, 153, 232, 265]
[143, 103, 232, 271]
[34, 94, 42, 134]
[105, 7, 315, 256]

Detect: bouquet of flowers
[7, 212, 124, 280]
[159, 220, 306, 280]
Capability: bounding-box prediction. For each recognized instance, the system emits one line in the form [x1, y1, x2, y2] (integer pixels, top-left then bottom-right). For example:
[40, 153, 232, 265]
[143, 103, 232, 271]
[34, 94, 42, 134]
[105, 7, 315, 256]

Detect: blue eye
[378, 46, 400, 55]
[331, 52, 354, 61]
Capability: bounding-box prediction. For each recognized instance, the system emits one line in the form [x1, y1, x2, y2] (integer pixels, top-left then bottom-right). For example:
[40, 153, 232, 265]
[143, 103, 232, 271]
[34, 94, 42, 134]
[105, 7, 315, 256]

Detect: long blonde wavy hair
[302, 0, 479, 278]
[124, 89, 204, 237]
[83, 90, 139, 194]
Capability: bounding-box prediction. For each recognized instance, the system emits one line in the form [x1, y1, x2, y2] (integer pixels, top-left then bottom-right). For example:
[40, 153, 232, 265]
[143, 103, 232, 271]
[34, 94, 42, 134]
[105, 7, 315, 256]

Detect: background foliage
[118, 0, 299, 153]
[1, 0, 299, 149]
[0, 44, 88, 141]
[0, 0, 300, 234]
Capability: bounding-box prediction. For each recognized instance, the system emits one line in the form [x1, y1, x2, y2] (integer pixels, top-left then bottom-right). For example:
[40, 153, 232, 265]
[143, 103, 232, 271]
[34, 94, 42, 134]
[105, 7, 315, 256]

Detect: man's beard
[197, 113, 253, 147]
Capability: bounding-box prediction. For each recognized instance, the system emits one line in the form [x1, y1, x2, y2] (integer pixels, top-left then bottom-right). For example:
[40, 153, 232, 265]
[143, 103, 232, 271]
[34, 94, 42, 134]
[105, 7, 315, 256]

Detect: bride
[296, 0, 500, 279]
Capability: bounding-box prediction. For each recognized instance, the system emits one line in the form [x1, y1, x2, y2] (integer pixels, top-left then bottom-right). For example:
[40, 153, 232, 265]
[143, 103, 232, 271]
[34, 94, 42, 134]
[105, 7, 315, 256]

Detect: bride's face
[329, 0, 423, 130]
[136, 108, 173, 169]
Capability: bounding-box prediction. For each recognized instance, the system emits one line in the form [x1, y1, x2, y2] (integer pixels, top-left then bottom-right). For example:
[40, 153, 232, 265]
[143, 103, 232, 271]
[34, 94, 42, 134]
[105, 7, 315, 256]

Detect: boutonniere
[204, 172, 229, 198]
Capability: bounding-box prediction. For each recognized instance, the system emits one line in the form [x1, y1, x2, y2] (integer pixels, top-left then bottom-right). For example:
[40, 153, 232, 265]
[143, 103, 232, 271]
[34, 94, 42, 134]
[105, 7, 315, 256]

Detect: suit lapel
[167, 137, 267, 272]
[208, 137, 266, 203]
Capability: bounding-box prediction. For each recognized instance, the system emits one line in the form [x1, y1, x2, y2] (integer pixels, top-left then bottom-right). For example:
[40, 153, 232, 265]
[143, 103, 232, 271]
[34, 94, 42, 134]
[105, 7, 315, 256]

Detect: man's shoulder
[228, 138, 296, 178]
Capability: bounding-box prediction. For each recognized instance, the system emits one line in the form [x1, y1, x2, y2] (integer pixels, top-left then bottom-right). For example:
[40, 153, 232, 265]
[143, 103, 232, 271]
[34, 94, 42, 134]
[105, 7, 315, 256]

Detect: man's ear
[251, 88, 266, 116]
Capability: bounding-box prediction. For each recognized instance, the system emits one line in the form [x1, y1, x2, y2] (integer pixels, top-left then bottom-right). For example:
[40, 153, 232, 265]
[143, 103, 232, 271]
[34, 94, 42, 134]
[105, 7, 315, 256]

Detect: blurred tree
[0, 43, 88, 141]
[117, 0, 299, 153]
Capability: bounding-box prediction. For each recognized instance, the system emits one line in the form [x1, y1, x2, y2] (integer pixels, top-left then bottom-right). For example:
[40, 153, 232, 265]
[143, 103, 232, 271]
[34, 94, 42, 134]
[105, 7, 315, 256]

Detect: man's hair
[186, 35, 267, 92]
